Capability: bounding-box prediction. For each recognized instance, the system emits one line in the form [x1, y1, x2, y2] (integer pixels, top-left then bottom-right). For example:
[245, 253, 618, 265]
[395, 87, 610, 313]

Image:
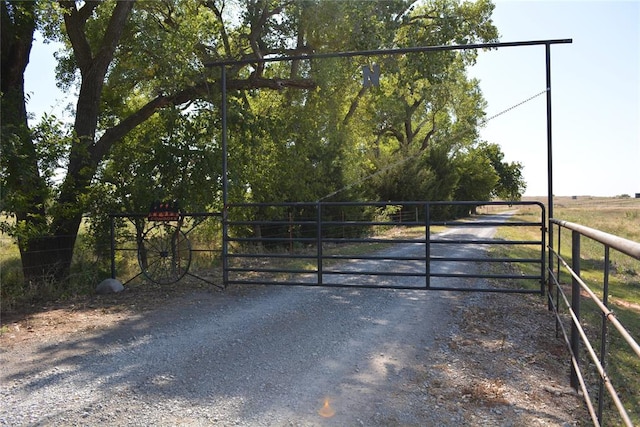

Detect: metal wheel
[138, 222, 192, 284]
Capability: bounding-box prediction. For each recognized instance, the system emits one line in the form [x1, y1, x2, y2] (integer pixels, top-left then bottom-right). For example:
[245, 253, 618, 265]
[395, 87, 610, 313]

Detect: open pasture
[500, 195, 639, 424]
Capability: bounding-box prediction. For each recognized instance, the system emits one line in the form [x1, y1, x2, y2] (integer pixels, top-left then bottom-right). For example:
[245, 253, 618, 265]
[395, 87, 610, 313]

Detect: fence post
[570, 230, 581, 390]
[555, 225, 562, 338]
[540, 205, 546, 295]
[425, 202, 431, 289]
[317, 201, 323, 286]
[110, 215, 116, 279]
[597, 246, 610, 423]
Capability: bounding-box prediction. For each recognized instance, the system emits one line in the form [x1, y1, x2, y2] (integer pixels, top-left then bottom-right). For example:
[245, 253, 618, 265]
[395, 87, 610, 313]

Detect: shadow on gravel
[1, 258, 586, 425]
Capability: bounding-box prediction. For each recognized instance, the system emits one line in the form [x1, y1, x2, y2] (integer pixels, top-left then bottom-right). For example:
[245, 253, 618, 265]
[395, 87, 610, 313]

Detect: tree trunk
[27, 0, 137, 282]
[1, 1, 136, 285]
[1, 2, 56, 284]
[3, 0, 318, 288]
[18, 234, 76, 284]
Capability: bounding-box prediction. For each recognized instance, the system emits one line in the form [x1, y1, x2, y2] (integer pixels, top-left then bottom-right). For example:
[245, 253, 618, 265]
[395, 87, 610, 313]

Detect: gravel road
[0, 213, 585, 426]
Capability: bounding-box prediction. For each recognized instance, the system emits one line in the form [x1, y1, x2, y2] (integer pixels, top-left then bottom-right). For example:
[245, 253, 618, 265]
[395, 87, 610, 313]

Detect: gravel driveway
[0, 214, 587, 426]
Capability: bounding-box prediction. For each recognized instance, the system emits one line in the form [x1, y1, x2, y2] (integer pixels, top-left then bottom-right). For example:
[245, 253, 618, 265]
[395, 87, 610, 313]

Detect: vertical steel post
[540, 204, 546, 295]
[555, 224, 562, 338]
[110, 215, 116, 279]
[221, 66, 229, 288]
[425, 202, 431, 289]
[570, 230, 581, 390]
[289, 211, 293, 254]
[546, 43, 554, 309]
[317, 201, 323, 285]
[597, 246, 610, 423]
[556, 224, 562, 285]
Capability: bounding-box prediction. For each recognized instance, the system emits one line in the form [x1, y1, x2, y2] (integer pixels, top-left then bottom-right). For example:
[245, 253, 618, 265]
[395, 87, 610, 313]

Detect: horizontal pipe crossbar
[225, 280, 542, 293]
[225, 200, 545, 292]
[206, 39, 572, 67]
[551, 219, 640, 260]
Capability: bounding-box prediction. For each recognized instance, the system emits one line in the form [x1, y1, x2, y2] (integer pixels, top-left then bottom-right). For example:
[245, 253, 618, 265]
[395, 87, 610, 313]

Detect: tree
[1, 1, 53, 281]
[453, 146, 499, 215]
[1, 0, 509, 289]
[87, 104, 221, 253]
[479, 142, 527, 200]
[346, 0, 498, 202]
[0, 0, 319, 285]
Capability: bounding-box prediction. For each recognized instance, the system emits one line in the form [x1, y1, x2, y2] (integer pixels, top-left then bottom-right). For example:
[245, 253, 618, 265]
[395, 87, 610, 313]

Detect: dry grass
[497, 195, 640, 425]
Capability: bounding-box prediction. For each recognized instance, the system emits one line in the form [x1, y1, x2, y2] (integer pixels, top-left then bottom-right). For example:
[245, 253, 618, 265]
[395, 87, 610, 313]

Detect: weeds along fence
[109, 212, 223, 286]
[0, 213, 224, 307]
[0, 229, 114, 307]
[548, 218, 640, 426]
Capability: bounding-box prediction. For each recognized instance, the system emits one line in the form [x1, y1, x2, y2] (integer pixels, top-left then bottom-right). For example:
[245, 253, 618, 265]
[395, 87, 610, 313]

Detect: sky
[24, 1, 640, 198]
[468, 0, 639, 197]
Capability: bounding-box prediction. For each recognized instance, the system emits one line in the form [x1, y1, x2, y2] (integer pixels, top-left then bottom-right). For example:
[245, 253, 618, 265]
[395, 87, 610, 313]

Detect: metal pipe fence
[0, 234, 112, 280]
[548, 218, 640, 427]
[109, 212, 222, 286]
[224, 200, 545, 292]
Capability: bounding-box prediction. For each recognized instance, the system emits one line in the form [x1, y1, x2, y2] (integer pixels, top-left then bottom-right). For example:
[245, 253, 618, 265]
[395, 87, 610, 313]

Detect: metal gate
[224, 200, 545, 293]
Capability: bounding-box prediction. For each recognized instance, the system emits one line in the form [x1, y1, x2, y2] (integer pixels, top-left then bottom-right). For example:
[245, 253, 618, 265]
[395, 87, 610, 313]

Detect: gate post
[540, 204, 546, 295]
[317, 201, 323, 286]
[425, 202, 431, 289]
[221, 66, 229, 289]
[110, 215, 116, 279]
[546, 42, 555, 311]
[570, 230, 581, 390]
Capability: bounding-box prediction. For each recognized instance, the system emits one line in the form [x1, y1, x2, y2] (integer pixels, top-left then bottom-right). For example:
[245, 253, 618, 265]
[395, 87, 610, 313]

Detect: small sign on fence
[148, 200, 181, 221]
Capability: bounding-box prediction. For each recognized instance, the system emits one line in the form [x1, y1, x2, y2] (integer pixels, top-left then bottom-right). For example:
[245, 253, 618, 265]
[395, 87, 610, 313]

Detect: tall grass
[0, 215, 224, 312]
[1, 233, 113, 312]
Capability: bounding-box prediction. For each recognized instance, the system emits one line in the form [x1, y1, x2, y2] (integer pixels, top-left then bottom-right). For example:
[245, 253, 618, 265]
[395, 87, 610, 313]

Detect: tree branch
[59, 0, 98, 71]
[97, 0, 135, 70]
[206, 1, 232, 58]
[420, 114, 437, 152]
[343, 86, 368, 127]
[90, 75, 317, 166]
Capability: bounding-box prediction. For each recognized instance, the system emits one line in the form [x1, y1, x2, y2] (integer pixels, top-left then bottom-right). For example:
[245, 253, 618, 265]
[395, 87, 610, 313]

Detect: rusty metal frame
[109, 212, 222, 287]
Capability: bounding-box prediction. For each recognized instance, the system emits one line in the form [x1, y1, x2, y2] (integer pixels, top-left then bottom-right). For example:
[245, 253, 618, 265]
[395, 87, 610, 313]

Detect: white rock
[95, 278, 124, 294]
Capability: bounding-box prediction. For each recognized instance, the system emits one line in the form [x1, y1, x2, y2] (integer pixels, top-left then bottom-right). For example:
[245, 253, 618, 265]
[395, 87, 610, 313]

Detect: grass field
[524, 195, 639, 307]
[492, 195, 640, 425]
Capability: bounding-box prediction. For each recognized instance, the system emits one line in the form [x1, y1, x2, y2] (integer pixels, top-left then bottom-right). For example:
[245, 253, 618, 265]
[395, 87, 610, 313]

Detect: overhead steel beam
[204, 39, 573, 67]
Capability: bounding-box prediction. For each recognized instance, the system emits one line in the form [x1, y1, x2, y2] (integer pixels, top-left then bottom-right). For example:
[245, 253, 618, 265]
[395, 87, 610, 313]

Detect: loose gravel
[1, 217, 588, 426]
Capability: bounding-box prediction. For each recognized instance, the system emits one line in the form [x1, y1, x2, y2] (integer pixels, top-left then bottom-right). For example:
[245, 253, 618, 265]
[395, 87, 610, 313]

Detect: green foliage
[374, 204, 403, 222]
[3, 0, 531, 298]
[87, 104, 221, 250]
[479, 142, 526, 200]
[454, 146, 499, 214]
[344, 0, 502, 205]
